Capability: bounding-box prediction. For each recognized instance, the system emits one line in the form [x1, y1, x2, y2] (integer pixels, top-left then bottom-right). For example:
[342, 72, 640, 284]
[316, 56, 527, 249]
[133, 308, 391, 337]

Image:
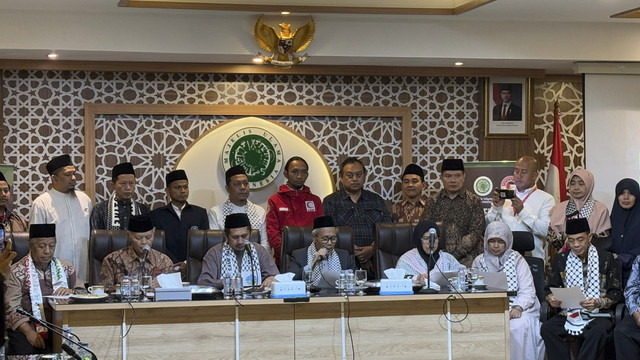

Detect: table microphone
[421, 228, 439, 294]
[17, 308, 98, 360]
[141, 245, 151, 264]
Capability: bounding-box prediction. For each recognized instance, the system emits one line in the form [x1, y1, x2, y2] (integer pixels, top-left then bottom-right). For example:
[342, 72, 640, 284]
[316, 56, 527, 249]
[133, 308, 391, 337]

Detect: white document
[157, 272, 183, 288]
[479, 271, 508, 290]
[550, 286, 586, 309]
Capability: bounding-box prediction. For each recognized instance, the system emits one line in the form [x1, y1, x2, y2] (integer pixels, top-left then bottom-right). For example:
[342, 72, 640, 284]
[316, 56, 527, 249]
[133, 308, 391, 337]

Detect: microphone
[62, 343, 82, 360]
[244, 242, 256, 290]
[17, 308, 97, 359]
[428, 228, 437, 251]
[141, 245, 151, 264]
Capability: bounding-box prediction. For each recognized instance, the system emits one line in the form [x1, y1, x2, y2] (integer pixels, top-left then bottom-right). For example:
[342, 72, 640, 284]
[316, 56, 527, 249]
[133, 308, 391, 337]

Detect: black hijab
[413, 219, 444, 271]
[611, 178, 640, 283]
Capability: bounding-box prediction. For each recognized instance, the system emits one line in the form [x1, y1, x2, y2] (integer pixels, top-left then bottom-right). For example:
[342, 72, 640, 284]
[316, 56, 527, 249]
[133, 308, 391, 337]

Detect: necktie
[501, 104, 508, 120]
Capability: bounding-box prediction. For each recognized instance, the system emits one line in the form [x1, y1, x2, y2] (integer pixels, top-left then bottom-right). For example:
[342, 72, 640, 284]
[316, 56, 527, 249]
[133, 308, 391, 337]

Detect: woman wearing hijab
[547, 168, 611, 251]
[396, 220, 464, 285]
[610, 178, 640, 286]
[472, 221, 544, 360]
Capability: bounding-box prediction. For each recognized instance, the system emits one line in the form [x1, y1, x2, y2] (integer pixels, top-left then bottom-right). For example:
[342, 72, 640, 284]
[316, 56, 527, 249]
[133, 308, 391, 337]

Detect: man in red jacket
[266, 156, 323, 267]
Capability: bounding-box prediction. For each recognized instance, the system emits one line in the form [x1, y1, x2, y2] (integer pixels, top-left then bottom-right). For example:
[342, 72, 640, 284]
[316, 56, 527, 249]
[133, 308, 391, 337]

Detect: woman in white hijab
[472, 221, 544, 360]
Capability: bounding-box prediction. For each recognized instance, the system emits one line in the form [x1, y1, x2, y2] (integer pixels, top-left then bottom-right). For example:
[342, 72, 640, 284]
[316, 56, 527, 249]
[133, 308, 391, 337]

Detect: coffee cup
[88, 285, 105, 294]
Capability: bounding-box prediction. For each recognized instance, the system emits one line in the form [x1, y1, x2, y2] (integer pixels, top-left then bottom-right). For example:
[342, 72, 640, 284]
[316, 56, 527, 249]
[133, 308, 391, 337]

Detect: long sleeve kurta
[197, 243, 279, 289]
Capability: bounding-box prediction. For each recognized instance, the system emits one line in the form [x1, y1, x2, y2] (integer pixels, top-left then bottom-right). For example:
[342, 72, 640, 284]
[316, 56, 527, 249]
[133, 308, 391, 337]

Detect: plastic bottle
[457, 269, 467, 292]
[121, 276, 131, 301]
[131, 275, 140, 301]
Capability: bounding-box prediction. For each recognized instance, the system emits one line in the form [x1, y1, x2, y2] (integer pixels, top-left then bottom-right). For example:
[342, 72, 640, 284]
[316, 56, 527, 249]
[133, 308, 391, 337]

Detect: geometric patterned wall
[2, 70, 482, 219]
[532, 80, 584, 186]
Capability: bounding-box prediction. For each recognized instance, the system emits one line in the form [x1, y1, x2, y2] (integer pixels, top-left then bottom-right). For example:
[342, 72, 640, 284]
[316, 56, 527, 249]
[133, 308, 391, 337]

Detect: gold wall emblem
[254, 15, 315, 69]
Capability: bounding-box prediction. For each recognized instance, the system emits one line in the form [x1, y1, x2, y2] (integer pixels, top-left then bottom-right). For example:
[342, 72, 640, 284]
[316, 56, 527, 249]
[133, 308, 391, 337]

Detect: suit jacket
[150, 203, 209, 263]
[492, 103, 522, 120]
[286, 247, 355, 283]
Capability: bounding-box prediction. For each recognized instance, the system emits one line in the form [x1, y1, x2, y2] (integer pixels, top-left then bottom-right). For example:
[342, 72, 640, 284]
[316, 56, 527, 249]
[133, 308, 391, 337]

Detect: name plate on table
[271, 281, 307, 298]
[379, 279, 413, 295]
[155, 287, 192, 302]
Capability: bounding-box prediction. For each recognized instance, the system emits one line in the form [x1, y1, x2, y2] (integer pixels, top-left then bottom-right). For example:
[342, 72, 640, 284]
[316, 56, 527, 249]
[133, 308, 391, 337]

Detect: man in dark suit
[285, 215, 355, 287]
[492, 85, 522, 120]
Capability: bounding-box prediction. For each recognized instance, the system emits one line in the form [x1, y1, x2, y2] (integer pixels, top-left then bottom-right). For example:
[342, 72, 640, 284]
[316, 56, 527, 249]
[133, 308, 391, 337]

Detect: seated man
[285, 215, 355, 286]
[5, 224, 85, 355]
[541, 218, 621, 360]
[99, 214, 173, 288]
[614, 255, 640, 357]
[198, 213, 278, 290]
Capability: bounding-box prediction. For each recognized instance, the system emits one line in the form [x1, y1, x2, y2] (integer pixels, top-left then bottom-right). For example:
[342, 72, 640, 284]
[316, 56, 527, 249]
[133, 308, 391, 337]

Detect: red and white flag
[545, 102, 567, 203]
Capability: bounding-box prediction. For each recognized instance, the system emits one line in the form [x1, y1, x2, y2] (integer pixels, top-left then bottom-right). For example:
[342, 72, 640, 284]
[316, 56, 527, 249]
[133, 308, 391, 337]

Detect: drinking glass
[355, 269, 367, 296]
[303, 269, 313, 293]
[140, 275, 152, 301]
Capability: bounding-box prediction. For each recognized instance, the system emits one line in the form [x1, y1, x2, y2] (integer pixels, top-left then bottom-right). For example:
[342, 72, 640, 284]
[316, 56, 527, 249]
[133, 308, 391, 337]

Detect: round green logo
[473, 176, 493, 197]
[222, 127, 283, 188]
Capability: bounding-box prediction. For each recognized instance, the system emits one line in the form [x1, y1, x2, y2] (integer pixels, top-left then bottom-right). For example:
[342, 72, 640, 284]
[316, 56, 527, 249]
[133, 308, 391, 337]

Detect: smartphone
[0, 226, 5, 253]
[498, 189, 515, 199]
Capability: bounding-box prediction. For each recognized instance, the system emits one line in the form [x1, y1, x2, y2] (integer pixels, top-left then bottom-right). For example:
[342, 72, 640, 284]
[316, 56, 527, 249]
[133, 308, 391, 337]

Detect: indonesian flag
[545, 102, 567, 203]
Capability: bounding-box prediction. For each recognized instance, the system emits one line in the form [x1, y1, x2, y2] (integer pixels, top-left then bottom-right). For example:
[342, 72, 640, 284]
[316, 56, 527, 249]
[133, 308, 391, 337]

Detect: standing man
[420, 158, 484, 267]
[5, 224, 85, 355]
[322, 157, 392, 275]
[266, 156, 323, 267]
[197, 213, 278, 289]
[391, 163, 427, 224]
[30, 154, 92, 281]
[541, 218, 621, 360]
[486, 156, 555, 262]
[492, 85, 522, 121]
[90, 162, 149, 230]
[210, 165, 270, 252]
[0, 170, 28, 232]
[150, 170, 209, 275]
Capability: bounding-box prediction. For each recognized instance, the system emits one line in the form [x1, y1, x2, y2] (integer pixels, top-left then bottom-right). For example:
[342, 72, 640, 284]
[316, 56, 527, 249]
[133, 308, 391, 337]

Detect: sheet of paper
[479, 271, 508, 290]
[550, 286, 586, 309]
[43, 295, 71, 299]
[157, 272, 183, 288]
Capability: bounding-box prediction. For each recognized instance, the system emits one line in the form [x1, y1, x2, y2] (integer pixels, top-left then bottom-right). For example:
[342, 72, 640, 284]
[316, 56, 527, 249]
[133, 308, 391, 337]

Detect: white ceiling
[0, 0, 638, 73]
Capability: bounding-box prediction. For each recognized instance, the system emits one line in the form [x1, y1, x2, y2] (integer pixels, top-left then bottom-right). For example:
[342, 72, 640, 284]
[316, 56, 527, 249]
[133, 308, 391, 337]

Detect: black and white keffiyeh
[306, 245, 342, 286]
[563, 244, 600, 335]
[222, 199, 262, 231]
[107, 194, 140, 230]
[565, 197, 596, 220]
[220, 242, 261, 287]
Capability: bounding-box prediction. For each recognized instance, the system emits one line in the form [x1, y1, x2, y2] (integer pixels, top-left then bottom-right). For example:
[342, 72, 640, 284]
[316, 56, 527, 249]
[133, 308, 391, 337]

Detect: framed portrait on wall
[485, 77, 530, 137]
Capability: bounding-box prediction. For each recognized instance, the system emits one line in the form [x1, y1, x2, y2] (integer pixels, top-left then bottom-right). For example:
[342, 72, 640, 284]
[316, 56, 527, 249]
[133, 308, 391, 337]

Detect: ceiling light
[47, 51, 58, 60]
[281, 11, 290, 15]
[454, 62, 463, 66]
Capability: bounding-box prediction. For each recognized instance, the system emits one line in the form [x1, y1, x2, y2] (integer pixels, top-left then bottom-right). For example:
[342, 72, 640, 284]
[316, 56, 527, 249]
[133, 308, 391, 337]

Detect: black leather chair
[374, 223, 414, 280]
[89, 229, 165, 286]
[280, 225, 353, 273]
[186, 229, 260, 285]
[512, 231, 546, 303]
[8, 231, 29, 264]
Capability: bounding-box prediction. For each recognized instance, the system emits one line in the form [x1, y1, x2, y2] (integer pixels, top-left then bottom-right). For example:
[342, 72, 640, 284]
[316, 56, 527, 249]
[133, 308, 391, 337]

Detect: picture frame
[485, 77, 531, 138]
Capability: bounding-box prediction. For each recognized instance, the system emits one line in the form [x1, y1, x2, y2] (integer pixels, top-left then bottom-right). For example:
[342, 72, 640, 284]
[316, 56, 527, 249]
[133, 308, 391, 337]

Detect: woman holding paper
[472, 221, 544, 360]
[395, 220, 464, 286]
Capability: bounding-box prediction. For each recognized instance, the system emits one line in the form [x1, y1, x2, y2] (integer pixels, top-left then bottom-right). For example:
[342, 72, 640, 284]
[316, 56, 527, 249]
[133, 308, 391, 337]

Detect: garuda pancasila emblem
[254, 15, 315, 68]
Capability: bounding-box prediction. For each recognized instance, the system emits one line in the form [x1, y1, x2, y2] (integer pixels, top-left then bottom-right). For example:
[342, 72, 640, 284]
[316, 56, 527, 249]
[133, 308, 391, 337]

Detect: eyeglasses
[319, 236, 338, 244]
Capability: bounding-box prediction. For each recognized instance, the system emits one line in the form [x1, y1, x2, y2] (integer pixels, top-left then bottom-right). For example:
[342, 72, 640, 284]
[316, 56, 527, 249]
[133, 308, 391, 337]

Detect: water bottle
[62, 326, 75, 351]
[233, 276, 243, 299]
[77, 341, 92, 360]
[121, 276, 131, 301]
[457, 269, 467, 292]
[131, 275, 140, 301]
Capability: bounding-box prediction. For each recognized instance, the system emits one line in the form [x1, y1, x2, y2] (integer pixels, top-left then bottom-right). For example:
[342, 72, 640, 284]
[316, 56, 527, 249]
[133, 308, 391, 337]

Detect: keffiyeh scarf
[107, 194, 140, 230]
[222, 199, 262, 231]
[220, 242, 261, 287]
[26, 254, 67, 322]
[306, 245, 342, 286]
[565, 197, 595, 221]
[564, 245, 600, 335]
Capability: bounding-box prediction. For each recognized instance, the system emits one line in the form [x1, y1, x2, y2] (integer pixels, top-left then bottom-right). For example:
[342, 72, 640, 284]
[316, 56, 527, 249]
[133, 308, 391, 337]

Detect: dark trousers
[6, 328, 52, 355]
[614, 313, 640, 358]
[541, 314, 612, 360]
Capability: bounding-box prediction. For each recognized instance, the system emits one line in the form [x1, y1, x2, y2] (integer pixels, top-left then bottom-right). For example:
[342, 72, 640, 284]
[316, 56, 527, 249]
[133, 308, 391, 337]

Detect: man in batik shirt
[391, 163, 428, 225]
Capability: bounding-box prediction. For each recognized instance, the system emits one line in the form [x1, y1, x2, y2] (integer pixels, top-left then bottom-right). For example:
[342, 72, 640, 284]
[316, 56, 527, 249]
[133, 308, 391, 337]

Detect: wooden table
[51, 292, 510, 359]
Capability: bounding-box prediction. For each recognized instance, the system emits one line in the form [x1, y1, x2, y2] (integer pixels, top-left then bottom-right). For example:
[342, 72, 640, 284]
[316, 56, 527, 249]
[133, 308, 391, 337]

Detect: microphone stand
[17, 308, 98, 360]
[244, 243, 256, 292]
[421, 249, 438, 294]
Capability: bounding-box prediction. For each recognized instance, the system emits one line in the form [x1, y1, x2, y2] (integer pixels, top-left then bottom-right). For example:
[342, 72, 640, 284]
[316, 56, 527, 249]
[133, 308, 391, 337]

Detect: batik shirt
[391, 195, 428, 225]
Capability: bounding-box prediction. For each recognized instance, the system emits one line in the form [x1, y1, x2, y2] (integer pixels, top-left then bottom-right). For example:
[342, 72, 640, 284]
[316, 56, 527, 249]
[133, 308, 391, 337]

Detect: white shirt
[485, 186, 555, 262]
[209, 200, 270, 252]
[29, 188, 93, 282]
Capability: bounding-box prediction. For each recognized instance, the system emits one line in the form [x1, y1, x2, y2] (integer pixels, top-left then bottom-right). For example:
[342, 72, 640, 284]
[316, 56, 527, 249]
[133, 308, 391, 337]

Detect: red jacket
[266, 184, 323, 266]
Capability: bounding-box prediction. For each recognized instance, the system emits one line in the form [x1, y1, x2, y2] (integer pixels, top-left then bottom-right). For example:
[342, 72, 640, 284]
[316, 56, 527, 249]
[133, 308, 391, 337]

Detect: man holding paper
[540, 218, 621, 360]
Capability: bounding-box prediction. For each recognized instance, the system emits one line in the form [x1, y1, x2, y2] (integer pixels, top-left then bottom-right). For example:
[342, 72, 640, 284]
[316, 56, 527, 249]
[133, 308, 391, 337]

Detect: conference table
[51, 291, 510, 359]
